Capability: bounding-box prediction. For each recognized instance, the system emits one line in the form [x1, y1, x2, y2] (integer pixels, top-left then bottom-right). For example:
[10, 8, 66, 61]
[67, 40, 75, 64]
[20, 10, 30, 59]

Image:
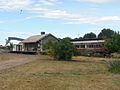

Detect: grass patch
[108, 60, 120, 74]
[31, 71, 81, 77]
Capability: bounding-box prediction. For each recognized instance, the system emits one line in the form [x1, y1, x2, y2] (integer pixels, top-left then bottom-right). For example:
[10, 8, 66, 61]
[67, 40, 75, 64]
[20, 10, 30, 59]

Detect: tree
[83, 32, 96, 39]
[45, 38, 75, 60]
[63, 37, 72, 41]
[43, 40, 57, 56]
[105, 32, 120, 53]
[98, 28, 115, 39]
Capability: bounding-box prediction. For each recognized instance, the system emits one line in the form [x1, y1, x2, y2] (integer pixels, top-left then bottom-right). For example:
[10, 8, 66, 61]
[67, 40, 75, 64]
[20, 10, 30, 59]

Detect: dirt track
[0, 53, 38, 70]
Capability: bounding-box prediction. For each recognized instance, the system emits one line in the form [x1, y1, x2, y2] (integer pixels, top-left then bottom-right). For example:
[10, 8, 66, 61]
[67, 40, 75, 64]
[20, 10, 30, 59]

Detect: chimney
[41, 32, 45, 35]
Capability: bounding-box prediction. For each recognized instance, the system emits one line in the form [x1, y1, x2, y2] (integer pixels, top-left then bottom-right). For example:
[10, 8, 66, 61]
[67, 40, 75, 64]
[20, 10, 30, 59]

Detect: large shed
[71, 38, 105, 53]
[21, 32, 58, 53]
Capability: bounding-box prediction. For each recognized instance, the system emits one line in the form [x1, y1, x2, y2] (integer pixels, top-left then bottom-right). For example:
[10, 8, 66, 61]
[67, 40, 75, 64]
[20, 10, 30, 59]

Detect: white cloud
[0, 0, 31, 11]
[77, 0, 116, 4]
[64, 16, 120, 25]
[38, 0, 60, 5]
[0, 0, 62, 15]
[100, 16, 120, 21]
[0, 0, 61, 11]
[41, 10, 80, 19]
[0, 31, 33, 36]
[0, 31, 34, 45]
[26, 8, 82, 21]
[0, 0, 120, 25]
[26, 6, 120, 25]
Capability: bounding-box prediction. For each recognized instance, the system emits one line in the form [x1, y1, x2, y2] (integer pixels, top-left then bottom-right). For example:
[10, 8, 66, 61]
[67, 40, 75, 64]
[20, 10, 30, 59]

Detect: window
[80, 44, 85, 48]
[75, 45, 79, 48]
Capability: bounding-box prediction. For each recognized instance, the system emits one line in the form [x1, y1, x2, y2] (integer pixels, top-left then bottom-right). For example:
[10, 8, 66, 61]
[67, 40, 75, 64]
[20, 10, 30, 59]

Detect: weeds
[108, 60, 120, 74]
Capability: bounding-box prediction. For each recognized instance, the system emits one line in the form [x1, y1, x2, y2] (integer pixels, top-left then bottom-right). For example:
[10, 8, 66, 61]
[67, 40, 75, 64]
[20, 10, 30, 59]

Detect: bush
[105, 32, 120, 53]
[43, 40, 57, 56]
[45, 39, 76, 61]
[108, 60, 120, 74]
[73, 49, 81, 56]
[54, 39, 75, 60]
[81, 50, 95, 57]
[111, 53, 120, 58]
[93, 53, 103, 57]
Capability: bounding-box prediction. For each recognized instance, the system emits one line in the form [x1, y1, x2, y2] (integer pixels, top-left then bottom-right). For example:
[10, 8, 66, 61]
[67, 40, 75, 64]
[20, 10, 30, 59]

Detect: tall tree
[83, 32, 96, 39]
[105, 32, 120, 53]
[98, 28, 115, 39]
[63, 37, 72, 41]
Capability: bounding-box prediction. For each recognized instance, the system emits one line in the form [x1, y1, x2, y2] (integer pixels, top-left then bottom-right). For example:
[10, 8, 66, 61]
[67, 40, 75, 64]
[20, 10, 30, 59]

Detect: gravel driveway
[0, 54, 38, 70]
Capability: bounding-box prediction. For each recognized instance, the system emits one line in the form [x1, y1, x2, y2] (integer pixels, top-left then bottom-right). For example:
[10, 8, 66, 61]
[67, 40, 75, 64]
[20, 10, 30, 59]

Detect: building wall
[42, 35, 58, 44]
[38, 35, 58, 52]
[22, 35, 58, 52]
[72, 40, 105, 53]
[12, 44, 22, 51]
[23, 43, 38, 52]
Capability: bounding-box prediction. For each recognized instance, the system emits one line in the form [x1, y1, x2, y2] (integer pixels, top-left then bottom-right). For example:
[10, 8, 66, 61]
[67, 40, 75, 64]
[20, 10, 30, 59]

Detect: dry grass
[0, 54, 119, 90]
[0, 53, 36, 61]
[0, 53, 10, 61]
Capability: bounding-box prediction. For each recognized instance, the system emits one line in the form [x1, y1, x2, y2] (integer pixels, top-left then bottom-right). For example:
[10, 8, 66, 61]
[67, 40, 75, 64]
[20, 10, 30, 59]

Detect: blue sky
[0, 0, 120, 45]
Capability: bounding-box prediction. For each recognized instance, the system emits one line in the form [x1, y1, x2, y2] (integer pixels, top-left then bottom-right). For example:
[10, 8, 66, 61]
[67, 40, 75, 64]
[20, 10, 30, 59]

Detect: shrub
[45, 38, 75, 60]
[54, 39, 75, 60]
[43, 40, 57, 56]
[93, 53, 103, 57]
[111, 53, 120, 58]
[73, 49, 81, 56]
[81, 50, 95, 57]
[108, 60, 120, 74]
[105, 32, 120, 53]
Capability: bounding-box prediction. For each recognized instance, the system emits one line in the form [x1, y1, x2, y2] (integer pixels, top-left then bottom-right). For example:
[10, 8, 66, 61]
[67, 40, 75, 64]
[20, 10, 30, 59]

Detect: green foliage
[83, 32, 96, 39]
[63, 37, 72, 41]
[44, 40, 57, 56]
[81, 50, 95, 56]
[98, 28, 114, 39]
[45, 38, 75, 60]
[54, 39, 75, 60]
[108, 60, 120, 74]
[105, 32, 120, 53]
[73, 49, 81, 56]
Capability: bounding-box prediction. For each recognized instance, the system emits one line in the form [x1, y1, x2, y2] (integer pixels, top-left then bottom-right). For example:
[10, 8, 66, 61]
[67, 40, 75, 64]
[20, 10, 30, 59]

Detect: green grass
[0, 55, 119, 90]
[108, 60, 120, 74]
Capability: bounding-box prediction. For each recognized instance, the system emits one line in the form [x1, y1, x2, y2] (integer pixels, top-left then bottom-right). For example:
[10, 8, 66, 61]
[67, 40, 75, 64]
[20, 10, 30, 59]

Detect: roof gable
[22, 34, 50, 43]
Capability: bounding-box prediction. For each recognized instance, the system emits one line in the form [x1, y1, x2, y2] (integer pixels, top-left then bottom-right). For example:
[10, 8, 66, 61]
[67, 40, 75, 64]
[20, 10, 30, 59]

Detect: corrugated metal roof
[22, 34, 50, 43]
[72, 40, 105, 44]
[71, 38, 104, 41]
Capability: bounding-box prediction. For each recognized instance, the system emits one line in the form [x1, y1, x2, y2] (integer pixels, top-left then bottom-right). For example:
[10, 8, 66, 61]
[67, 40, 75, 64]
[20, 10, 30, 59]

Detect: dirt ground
[0, 53, 39, 70]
